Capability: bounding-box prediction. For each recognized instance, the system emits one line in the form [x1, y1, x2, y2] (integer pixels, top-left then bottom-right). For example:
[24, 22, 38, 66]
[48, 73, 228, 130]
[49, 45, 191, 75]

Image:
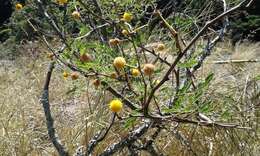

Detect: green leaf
[177, 59, 198, 68]
[123, 117, 137, 129]
[254, 75, 260, 81]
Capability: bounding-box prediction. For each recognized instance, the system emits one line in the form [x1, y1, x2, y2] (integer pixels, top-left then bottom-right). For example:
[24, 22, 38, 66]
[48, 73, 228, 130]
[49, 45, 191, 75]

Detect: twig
[212, 59, 259, 64]
[40, 62, 69, 156]
[142, 126, 163, 156]
[103, 82, 140, 110]
[87, 113, 116, 155]
[143, 0, 253, 115]
[75, 23, 111, 40]
[172, 129, 197, 155]
[99, 120, 152, 156]
[36, 0, 70, 49]
[131, 40, 148, 105]
[156, 10, 182, 52]
[161, 115, 252, 130]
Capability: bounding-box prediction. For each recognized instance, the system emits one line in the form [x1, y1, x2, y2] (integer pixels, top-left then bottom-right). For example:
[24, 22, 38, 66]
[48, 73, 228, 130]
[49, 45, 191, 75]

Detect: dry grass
[0, 41, 259, 155]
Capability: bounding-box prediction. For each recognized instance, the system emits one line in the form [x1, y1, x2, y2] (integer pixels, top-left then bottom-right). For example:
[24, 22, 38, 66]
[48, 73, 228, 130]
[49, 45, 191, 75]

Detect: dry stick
[212, 59, 259, 64]
[143, 0, 252, 115]
[99, 120, 152, 156]
[161, 116, 252, 130]
[172, 129, 197, 156]
[141, 126, 163, 156]
[156, 9, 185, 89]
[87, 113, 116, 155]
[191, 0, 229, 73]
[40, 62, 69, 156]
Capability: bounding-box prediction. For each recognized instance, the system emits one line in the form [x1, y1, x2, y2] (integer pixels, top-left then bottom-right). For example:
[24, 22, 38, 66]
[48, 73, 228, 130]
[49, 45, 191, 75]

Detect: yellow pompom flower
[92, 79, 101, 87]
[63, 71, 69, 78]
[131, 68, 140, 77]
[71, 72, 79, 80]
[109, 38, 120, 46]
[157, 43, 165, 51]
[122, 29, 129, 36]
[122, 12, 133, 22]
[47, 53, 54, 60]
[15, 3, 23, 10]
[109, 99, 123, 113]
[113, 57, 126, 69]
[57, 0, 68, 5]
[143, 64, 155, 76]
[110, 72, 117, 79]
[72, 11, 80, 20]
[153, 79, 160, 85]
[80, 53, 92, 62]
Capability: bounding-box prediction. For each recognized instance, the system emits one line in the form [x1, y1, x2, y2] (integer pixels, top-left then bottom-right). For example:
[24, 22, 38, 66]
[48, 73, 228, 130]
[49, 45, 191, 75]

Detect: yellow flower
[122, 12, 133, 22]
[92, 79, 101, 87]
[143, 64, 155, 76]
[110, 72, 117, 79]
[109, 38, 120, 46]
[121, 29, 129, 36]
[157, 43, 165, 51]
[72, 11, 80, 20]
[109, 99, 123, 112]
[71, 72, 79, 80]
[57, 0, 68, 5]
[113, 57, 126, 69]
[153, 79, 160, 85]
[80, 53, 92, 62]
[131, 68, 140, 77]
[47, 53, 54, 60]
[15, 3, 23, 10]
[63, 71, 69, 78]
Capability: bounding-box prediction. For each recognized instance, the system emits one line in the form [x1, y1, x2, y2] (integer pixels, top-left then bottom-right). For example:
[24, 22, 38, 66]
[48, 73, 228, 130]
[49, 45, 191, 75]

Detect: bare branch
[87, 113, 116, 155]
[40, 62, 69, 156]
[143, 0, 253, 115]
[99, 120, 152, 156]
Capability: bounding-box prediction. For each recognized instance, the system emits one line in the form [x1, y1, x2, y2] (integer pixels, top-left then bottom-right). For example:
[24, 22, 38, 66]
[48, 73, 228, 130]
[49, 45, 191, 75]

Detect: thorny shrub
[12, 0, 259, 155]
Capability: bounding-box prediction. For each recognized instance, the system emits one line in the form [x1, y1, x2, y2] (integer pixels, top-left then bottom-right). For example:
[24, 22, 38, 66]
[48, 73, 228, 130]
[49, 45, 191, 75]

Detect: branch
[87, 113, 116, 155]
[142, 126, 163, 156]
[102, 81, 140, 110]
[143, 0, 253, 115]
[99, 120, 152, 156]
[36, 0, 70, 49]
[212, 59, 259, 64]
[192, 0, 229, 73]
[161, 115, 252, 130]
[40, 62, 69, 156]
